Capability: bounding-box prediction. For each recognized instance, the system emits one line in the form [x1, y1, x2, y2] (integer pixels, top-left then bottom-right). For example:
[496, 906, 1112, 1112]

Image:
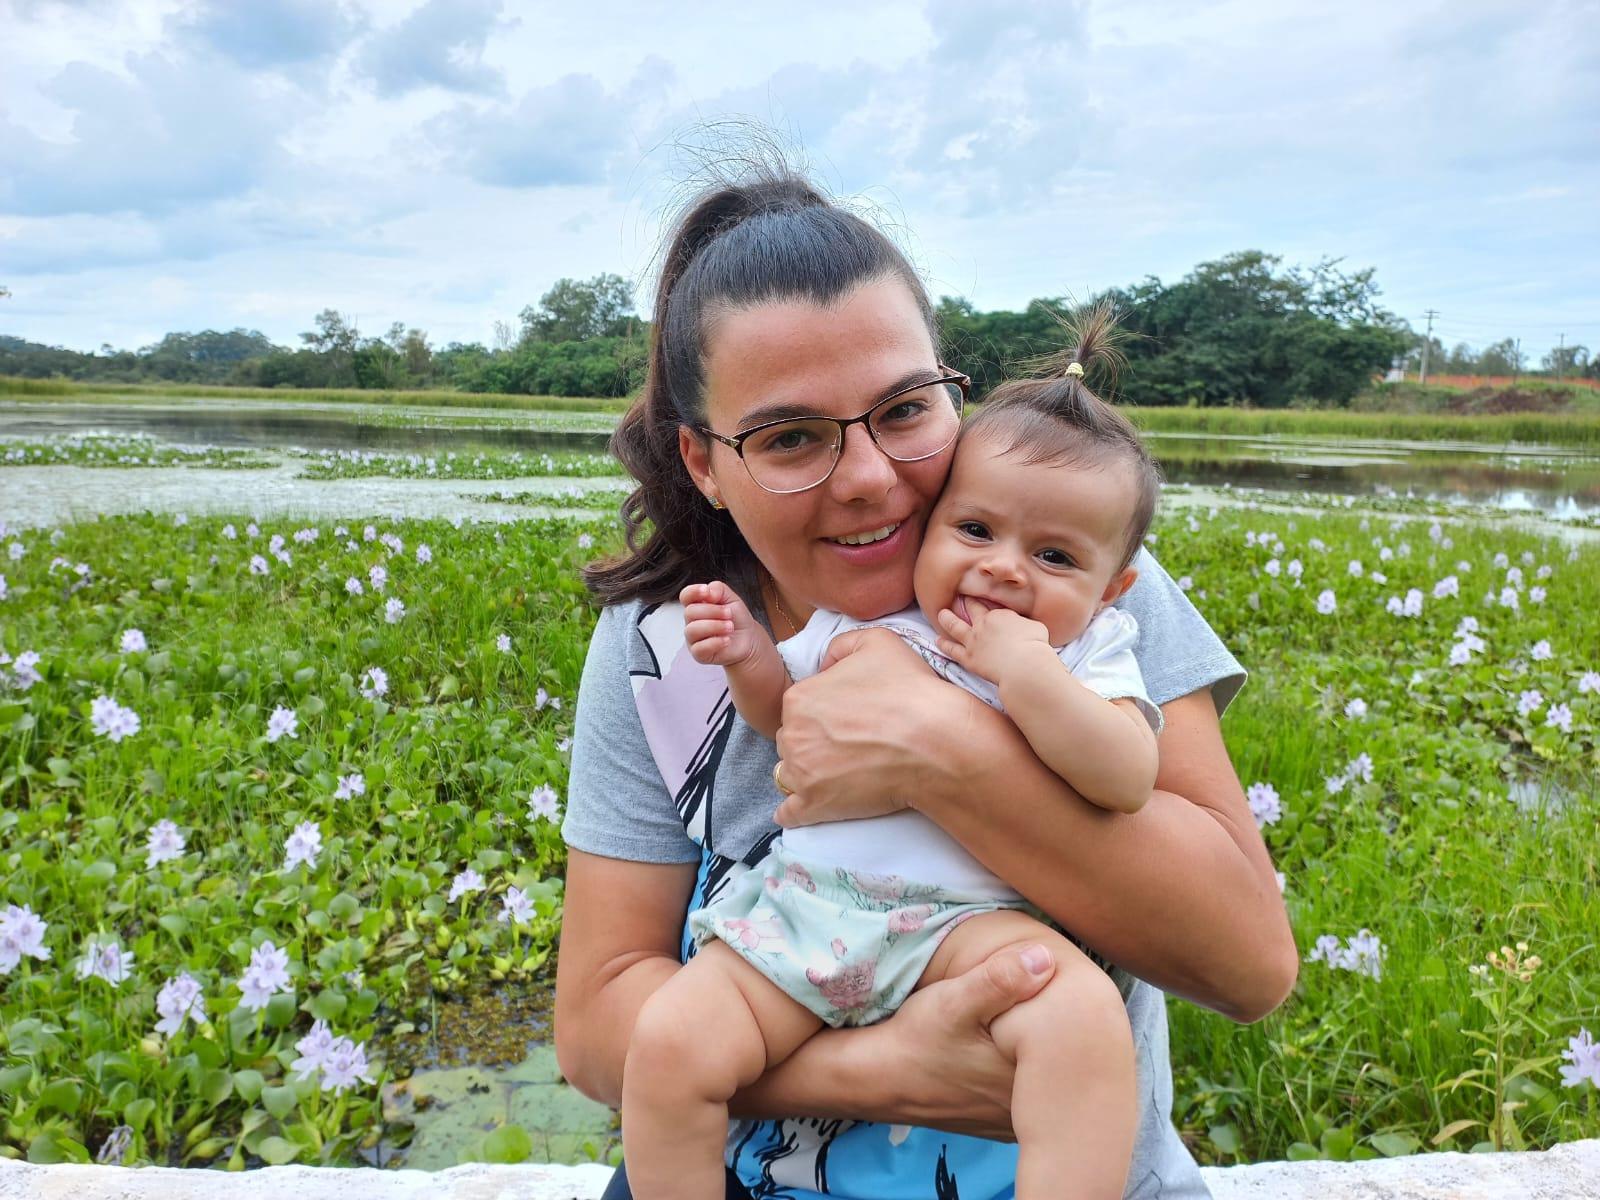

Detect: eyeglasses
[699, 367, 969, 495]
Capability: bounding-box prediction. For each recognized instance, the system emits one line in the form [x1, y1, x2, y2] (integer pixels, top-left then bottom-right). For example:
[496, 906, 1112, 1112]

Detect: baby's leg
[919, 910, 1137, 1200]
[622, 940, 824, 1200]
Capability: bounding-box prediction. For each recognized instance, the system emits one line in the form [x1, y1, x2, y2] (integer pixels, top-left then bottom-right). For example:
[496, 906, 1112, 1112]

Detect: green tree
[301, 310, 360, 386]
[1542, 343, 1588, 377]
[517, 274, 635, 344]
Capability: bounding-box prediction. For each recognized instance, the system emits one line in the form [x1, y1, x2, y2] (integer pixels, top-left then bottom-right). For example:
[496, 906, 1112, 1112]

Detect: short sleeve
[775, 608, 850, 683]
[1117, 547, 1246, 714]
[1061, 607, 1162, 735]
[561, 604, 702, 865]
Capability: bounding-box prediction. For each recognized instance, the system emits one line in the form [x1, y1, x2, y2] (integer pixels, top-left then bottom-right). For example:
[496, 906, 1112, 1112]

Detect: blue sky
[2, 0, 1597, 362]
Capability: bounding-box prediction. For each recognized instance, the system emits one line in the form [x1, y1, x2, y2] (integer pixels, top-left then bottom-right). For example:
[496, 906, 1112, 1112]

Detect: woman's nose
[826, 422, 897, 503]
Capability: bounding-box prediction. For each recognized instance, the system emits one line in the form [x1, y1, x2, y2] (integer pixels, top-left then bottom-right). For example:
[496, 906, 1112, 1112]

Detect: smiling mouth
[825, 522, 901, 546]
[956, 594, 1024, 622]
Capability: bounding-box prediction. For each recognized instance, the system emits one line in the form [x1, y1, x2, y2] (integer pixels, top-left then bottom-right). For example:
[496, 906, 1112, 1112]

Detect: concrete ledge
[1, 1140, 1597, 1199]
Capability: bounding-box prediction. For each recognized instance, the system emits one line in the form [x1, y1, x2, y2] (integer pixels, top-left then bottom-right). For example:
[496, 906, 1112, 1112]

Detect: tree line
[3, 256, 1593, 404]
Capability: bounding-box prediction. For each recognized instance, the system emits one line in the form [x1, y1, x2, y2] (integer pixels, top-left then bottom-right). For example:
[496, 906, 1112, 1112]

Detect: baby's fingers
[936, 608, 972, 643]
[685, 616, 734, 643]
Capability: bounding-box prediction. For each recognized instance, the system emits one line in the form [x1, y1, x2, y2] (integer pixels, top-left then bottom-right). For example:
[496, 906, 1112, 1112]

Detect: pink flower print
[806, 958, 878, 1012]
[853, 871, 909, 902]
[830, 937, 847, 959]
[783, 861, 817, 893]
[887, 904, 937, 934]
[763, 874, 781, 894]
[720, 916, 785, 950]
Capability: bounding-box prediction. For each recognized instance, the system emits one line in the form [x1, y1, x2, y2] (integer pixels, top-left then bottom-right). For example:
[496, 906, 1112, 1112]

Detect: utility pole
[1512, 337, 1522, 387]
[1420, 309, 1439, 383]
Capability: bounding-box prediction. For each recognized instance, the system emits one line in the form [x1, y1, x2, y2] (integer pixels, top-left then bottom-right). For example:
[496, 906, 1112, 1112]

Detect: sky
[2, 0, 1597, 362]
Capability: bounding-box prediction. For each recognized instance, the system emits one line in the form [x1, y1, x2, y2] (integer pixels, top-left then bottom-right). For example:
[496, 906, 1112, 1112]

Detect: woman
[555, 167, 1297, 1200]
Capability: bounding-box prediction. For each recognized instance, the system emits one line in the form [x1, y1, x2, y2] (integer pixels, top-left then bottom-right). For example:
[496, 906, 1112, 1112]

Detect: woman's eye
[957, 521, 990, 539]
[1038, 549, 1073, 568]
[879, 398, 930, 424]
[754, 426, 817, 455]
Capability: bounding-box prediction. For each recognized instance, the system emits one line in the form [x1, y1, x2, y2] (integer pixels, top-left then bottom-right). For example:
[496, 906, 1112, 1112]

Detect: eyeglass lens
[742, 379, 964, 493]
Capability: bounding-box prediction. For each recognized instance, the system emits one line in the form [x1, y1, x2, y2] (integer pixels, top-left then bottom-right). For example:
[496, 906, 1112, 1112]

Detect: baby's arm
[936, 605, 1158, 814]
[681, 582, 791, 739]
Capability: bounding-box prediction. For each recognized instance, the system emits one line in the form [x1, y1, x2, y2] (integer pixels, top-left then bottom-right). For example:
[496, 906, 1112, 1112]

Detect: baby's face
[912, 432, 1140, 647]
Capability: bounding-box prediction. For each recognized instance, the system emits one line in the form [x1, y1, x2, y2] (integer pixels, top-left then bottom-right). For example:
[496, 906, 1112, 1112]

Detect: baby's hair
[961, 299, 1160, 570]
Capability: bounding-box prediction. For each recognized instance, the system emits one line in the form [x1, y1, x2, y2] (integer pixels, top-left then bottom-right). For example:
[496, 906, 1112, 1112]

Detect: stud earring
[708, 496, 725, 510]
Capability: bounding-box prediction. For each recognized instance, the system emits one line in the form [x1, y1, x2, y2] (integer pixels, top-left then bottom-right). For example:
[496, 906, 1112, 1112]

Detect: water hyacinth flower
[1264, 558, 1281, 577]
[1498, 587, 1519, 610]
[1448, 642, 1473, 666]
[1580, 671, 1600, 694]
[496, 633, 512, 653]
[384, 597, 406, 624]
[0, 574, 6, 601]
[90, 695, 141, 742]
[146, 819, 185, 867]
[1530, 640, 1553, 661]
[119, 628, 147, 653]
[499, 887, 534, 925]
[249, 554, 269, 575]
[447, 868, 485, 903]
[1306, 930, 1385, 980]
[1344, 698, 1367, 719]
[1245, 782, 1281, 828]
[360, 666, 388, 699]
[527, 784, 561, 823]
[266, 705, 298, 743]
[1348, 560, 1363, 577]
[363, 524, 377, 542]
[77, 937, 134, 986]
[1545, 703, 1573, 733]
[1516, 690, 1543, 717]
[1176, 575, 1193, 592]
[334, 772, 365, 800]
[320, 1036, 377, 1093]
[222, 523, 237, 539]
[1370, 571, 1387, 585]
[96, 1125, 132, 1167]
[1346, 752, 1374, 784]
[345, 576, 364, 596]
[1494, 552, 1510, 569]
[1561, 1028, 1600, 1090]
[1432, 576, 1459, 600]
[153, 972, 207, 1037]
[283, 821, 322, 872]
[369, 564, 387, 592]
[291, 1019, 338, 1080]
[2, 649, 43, 691]
[237, 941, 292, 1011]
[1506, 566, 1524, 587]
[578, 532, 595, 550]
[415, 543, 432, 564]
[1530, 587, 1546, 604]
[0, 904, 50, 973]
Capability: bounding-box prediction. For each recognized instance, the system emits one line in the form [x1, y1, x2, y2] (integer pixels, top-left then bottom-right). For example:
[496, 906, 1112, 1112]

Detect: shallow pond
[5, 401, 1597, 528]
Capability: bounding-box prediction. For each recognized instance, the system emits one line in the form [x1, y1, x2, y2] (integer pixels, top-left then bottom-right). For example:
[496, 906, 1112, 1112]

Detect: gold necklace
[765, 574, 800, 639]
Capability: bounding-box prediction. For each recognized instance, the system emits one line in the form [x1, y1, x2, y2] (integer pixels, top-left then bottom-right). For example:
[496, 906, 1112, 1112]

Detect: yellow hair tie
[1065, 361, 1085, 377]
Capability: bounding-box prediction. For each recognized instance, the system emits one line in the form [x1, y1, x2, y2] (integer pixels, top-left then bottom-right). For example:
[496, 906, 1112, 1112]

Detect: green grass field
[0, 481, 1596, 1170]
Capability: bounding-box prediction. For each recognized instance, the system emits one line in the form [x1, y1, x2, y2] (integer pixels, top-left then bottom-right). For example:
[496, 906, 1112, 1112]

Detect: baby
[623, 323, 1163, 1200]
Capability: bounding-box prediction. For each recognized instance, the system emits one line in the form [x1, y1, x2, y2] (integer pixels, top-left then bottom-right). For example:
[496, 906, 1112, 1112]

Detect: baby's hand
[681, 581, 764, 668]
[935, 600, 1052, 684]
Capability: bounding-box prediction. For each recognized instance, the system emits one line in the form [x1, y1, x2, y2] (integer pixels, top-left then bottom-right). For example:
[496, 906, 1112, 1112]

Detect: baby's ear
[1101, 566, 1139, 605]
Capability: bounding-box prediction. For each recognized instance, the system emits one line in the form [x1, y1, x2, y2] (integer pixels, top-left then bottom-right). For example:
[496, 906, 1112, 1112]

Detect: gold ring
[773, 760, 794, 796]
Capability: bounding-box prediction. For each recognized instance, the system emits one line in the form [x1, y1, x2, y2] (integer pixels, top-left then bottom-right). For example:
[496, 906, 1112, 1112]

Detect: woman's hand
[773, 627, 975, 828]
[731, 941, 1058, 1136]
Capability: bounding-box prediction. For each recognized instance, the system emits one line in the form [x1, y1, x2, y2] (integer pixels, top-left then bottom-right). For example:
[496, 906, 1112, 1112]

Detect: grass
[0, 376, 631, 415]
[0, 466, 1596, 1171]
[1120, 405, 1600, 449]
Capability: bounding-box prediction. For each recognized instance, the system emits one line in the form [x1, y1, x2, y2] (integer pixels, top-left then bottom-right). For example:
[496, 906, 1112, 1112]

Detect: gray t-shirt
[564, 547, 1244, 1200]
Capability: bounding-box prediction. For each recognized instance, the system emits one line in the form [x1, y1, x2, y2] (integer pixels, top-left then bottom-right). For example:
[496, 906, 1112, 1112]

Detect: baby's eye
[957, 521, 990, 540]
[1038, 549, 1074, 568]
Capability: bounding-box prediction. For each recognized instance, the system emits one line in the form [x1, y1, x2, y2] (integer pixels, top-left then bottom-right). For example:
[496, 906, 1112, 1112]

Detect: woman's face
[679, 276, 952, 625]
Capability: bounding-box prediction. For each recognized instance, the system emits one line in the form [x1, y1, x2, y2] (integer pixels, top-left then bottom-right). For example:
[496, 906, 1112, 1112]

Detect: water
[3, 401, 1595, 529]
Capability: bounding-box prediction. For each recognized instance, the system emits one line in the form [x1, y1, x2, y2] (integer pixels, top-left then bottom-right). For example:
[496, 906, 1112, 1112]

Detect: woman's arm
[774, 633, 1297, 1022]
[555, 846, 1056, 1137]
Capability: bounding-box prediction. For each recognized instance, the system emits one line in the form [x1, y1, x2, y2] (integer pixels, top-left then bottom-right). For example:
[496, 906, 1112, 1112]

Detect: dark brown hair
[963, 300, 1160, 569]
[583, 163, 936, 607]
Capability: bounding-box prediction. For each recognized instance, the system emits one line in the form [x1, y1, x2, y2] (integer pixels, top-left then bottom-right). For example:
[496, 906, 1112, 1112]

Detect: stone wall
[2, 1139, 1598, 1200]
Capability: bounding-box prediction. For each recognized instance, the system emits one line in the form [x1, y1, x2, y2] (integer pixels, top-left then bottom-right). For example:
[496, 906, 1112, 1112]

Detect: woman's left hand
[773, 626, 976, 827]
